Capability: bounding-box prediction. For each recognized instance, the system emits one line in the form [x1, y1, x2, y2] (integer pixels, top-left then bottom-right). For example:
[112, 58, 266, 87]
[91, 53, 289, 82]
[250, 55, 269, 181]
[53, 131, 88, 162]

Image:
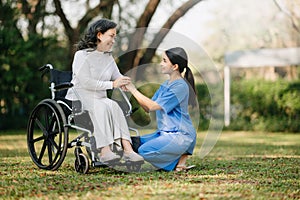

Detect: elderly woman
[66, 19, 143, 164]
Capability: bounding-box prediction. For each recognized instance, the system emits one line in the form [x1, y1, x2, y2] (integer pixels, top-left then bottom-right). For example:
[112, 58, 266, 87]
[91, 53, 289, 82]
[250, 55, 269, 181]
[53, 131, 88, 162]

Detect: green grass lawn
[0, 130, 299, 199]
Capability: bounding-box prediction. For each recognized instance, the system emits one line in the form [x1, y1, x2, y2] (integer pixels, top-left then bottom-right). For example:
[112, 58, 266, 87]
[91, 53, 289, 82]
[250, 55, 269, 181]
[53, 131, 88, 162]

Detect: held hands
[124, 82, 137, 93]
[113, 76, 131, 88]
[113, 76, 137, 93]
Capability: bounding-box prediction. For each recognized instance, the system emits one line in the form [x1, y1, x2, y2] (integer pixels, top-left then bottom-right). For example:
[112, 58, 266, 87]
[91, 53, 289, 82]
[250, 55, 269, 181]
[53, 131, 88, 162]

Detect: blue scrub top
[138, 78, 197, 170]
[152, 78, 196, 138]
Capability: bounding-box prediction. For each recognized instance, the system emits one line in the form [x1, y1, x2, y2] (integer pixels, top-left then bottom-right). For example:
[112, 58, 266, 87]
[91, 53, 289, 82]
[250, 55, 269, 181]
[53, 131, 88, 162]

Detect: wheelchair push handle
[39, 64, 53, 71]
[39, 64, 53, 78]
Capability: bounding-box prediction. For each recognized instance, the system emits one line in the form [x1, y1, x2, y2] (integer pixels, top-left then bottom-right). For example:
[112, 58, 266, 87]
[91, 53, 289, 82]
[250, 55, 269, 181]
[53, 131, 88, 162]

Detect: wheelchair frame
[27, 64, 142, 174]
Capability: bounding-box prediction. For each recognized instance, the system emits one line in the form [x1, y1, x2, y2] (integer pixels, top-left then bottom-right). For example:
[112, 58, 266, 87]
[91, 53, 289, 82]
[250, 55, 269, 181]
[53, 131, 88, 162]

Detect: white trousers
[81, 97, 131, 149]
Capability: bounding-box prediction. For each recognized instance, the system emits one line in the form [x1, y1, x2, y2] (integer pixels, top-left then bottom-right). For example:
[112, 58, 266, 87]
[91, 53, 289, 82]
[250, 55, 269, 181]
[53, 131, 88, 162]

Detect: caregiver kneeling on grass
[125, 47, 197, 172]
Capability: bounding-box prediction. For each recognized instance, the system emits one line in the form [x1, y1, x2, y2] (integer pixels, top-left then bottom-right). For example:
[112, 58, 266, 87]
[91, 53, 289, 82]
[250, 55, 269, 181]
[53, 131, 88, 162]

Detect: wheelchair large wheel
[27, 99, 68, 170]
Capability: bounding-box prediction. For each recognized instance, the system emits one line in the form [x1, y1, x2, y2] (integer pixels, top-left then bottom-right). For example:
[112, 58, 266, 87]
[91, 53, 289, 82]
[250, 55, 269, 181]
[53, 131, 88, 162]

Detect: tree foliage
[14, 0, 202, 71]
[0, 1, 68, 129]
[0, 0, 202, 130]
[2, 0, 298, 132]
[230, 79, 300, 132]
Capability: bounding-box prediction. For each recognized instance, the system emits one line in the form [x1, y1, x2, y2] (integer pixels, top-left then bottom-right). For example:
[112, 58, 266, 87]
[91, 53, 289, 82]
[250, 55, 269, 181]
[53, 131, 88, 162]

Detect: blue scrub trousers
[138, 131, 195, 171]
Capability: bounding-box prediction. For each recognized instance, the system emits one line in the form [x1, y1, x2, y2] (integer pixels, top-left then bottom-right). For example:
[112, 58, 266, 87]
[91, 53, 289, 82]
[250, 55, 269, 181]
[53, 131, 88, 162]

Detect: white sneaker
[99, 151, 121, 163]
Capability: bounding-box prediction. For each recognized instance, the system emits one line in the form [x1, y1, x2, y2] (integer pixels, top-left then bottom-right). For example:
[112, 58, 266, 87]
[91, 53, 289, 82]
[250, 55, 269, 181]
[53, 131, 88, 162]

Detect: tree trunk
[118, 0, 161, 74]
[20, 0, 46, 37]
[139, 0, 203, 66]
[273, 0, 300, 34]
[53, 0, 116, 69]
[130, 0, 203, 80]
[51, 0, 203, 72]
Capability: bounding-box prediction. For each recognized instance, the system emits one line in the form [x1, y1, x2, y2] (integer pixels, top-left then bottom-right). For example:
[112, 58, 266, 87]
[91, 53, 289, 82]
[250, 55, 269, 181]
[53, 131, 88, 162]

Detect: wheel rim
[27, 100, 67, 170]
[74, 153, 89, 174]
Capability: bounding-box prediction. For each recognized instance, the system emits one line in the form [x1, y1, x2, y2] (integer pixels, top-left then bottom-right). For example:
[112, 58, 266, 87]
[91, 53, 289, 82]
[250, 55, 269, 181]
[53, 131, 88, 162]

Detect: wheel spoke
[49, 114, 57, 131]
[44, 108, 51, 132]
[47, 142, 53, 163]
[31, 135, 45, 143]
[49, 137, 59, 153]
[38, 140, 47, 162]
[49, 131, 59, 138]
[48, 117, 61, 138]
[35, 118, 46, 133]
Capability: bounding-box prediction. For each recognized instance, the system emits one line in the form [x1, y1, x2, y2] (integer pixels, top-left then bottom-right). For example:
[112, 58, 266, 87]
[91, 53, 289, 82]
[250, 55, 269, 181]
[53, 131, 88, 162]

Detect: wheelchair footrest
[92, 161, 109, 168]
[124, 160, 144, 165]
[92, 160, 144, 167]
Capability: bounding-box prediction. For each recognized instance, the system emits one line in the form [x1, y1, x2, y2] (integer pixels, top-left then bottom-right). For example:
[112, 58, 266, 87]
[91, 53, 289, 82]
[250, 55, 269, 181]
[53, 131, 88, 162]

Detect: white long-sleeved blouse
[66, 49, 122, 100]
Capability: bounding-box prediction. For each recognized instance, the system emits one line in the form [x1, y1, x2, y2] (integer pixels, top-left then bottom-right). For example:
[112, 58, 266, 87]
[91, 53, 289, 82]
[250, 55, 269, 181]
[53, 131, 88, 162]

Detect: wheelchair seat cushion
[55, 97, 82, 114]
[55, 97, 94, 132]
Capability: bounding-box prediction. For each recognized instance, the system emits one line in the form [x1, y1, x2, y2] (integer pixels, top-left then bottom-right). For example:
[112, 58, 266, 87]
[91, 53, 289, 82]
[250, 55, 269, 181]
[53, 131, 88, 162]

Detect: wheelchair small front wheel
[74, 153, 89, 174]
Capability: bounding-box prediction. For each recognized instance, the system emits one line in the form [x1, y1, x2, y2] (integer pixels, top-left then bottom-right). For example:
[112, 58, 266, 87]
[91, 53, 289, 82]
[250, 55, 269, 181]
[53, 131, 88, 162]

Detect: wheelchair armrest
[54, 82, 73, 90]
[119, 88, 132, 116]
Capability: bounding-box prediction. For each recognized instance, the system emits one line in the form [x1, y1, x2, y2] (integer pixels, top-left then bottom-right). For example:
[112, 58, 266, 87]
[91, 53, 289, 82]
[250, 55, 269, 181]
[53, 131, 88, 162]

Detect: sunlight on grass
[0, 135, 27, 150]
[0, 130, 299, 199]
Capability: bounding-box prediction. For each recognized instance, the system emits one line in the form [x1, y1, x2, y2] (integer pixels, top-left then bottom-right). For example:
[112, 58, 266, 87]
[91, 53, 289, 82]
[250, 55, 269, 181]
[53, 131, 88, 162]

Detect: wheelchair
[27, 64, 143, 174]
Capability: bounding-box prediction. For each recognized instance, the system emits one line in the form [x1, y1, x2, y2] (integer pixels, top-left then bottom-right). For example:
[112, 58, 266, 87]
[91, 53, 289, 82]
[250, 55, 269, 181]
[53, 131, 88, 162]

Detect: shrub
[228, 79, 300, 132]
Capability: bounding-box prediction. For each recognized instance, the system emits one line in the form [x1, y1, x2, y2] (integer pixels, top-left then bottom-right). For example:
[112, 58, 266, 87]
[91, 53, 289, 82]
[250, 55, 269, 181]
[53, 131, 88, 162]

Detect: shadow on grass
[1, 131, 300, 199]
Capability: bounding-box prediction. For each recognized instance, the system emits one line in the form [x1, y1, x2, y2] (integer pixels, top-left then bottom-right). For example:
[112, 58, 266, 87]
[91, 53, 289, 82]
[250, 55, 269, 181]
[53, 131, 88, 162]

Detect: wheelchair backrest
[40, 64, 132, 117]
[50, 69, 72, 98]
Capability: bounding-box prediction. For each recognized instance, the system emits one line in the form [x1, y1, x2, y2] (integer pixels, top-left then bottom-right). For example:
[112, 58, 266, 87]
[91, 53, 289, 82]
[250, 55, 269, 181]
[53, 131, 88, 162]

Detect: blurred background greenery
[0, 0, 299, 132]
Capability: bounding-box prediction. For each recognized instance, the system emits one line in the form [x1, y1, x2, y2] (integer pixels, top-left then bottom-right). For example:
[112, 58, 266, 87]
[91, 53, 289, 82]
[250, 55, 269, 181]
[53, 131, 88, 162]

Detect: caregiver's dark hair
[165, 47, 197, 107]
[77, 18, 117, 51]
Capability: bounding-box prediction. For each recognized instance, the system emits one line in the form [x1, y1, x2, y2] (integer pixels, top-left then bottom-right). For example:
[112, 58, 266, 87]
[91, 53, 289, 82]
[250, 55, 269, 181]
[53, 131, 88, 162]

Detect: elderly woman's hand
[113, 76, 131, 88]
[124, 82, 137, 93]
